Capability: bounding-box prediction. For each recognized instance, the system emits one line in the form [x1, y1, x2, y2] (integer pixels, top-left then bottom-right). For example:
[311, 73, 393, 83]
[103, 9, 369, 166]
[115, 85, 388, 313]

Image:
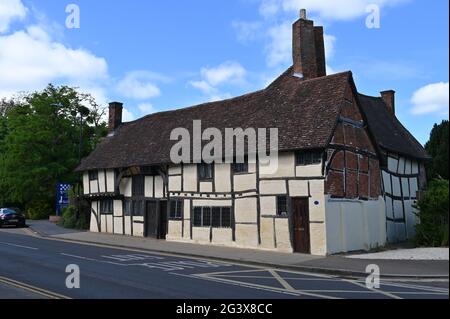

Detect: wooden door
[292, 198, 311, 254]
[158, 201, 167, 239]
[145, 201, 158, 238]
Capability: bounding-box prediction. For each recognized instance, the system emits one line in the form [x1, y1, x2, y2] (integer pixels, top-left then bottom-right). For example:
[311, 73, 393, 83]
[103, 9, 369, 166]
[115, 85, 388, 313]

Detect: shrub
[59, 205, 90, 230]
[414, 179, 449, 247]
[25, 200, 52, 220]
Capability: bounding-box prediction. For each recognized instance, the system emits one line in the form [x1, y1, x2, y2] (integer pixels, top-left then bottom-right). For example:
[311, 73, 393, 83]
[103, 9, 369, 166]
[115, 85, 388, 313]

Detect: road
[0, 228, 448, 299]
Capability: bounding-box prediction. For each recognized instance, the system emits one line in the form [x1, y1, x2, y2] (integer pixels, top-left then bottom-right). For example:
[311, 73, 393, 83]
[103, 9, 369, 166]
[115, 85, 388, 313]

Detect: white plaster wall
[106, 170, 115, 193]
[260, 217, 275, 249]
[392, 176, 401, 197]
[83, 173, 89, 195]
[410, 178, 418, 198]
[382, 171, 392, 194]
[398, 157, 406, 174]
[260, 153, 296, 178]
[154, 176, 164, 198]
[167, 220, 183, 239]
[183, 164, 197, 192]
[145, 176, 154, 198]
[325, 197, 386, 254]
[296, 164, 323, 178]
[133, 217, 144, 237]
[288, 180, 309, 197]
[212, 228, 233, 245]
[169, 175, 182, 192]
[235, 198, 257, 223]
[388, 156, 398, 173]
[192, 200, 232, 207]
[114, 217, 123, 235]
[90, 201, 99, 232]
[192, 227, 210, 242]
[169, 166, 182, 175]
[124, 216, 132, 235]
[260, 196, 276, 216]
[90, 180, 99, 194]
[215, 163, 231, 192]
[401, 177, 410, 198]
[260, 180, 286, 195]
[106, 215, 113, 234]
[234, 174, 257, 192]
[235, 224, 258, 248]
[274, 218, 292, 251]
[200, 182, 213, 193]
[98, 170, 106, 193]
[411, 161, 419, 174]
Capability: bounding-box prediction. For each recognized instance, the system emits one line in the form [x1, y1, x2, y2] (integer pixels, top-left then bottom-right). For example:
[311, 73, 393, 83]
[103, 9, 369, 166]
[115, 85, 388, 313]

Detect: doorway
[291, 198, 311, 254]
[145, 201, 167, 239]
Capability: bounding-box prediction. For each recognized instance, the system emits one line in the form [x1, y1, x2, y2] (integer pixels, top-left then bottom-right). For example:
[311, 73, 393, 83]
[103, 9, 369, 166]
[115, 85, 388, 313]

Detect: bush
[25, 200, 52, 220]
[58, 205, 90, 230]
[414, 179, 449, 247]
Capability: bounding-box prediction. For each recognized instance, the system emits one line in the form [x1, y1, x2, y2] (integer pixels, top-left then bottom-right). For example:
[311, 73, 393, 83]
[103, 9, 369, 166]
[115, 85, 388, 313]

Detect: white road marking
[0, 241, 39, 250]
[268, 269, 296, 292]
[343, 279, 402, 299]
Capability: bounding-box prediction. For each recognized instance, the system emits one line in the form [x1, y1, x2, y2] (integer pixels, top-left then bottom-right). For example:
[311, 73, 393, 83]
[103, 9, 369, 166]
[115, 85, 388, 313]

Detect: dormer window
[295, 150, 323, 166]
[198, 163, 214, 181]
[89, 170, 98, 181]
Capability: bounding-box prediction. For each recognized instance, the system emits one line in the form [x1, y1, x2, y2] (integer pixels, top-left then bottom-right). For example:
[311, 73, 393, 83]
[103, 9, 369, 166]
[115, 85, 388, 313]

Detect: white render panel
[124, 216, 132, 235]
[212, 228, 233, 245]
[411, 161, 419, 174]
[192, 227, 210, 242]
[235, 224, 258, 248]
[90, 180, 99, 194]
[83, 173, 89, 195]
[382, 171, 392, 194]
[133, 218, 144, 237]
[260, 153, 295, 178]
[192, 199, 232, 207]
[106, 170, 115, 193]
[260, 196, 276, 216]
[385, 197, 394, 219]
[410, 178, 418, 198]
[235, 198, 257, 223]
[401, 177, 410, 198]
[388, 156, 399, 173]
[90, 201, 99, 232]
[391, 176, 401, 197]
[113, 200, 123, 217]
[393, 200, 404, 220]
[274, 218, 292, 251]
[114, 217, 123, 235]
[169, 166, 182, 175]
[215, 163, 231, 193]
[154, 176, 164, 198]
[404, 159, 412, 175]
[98, 170, 106, 193]
[288, 180, 309, 197]
[183, 164, 197, 192]
[169, 175, 182, 192]
[199, 181, 213, 193]
[167, 220, 183, 240]
[398, 157, 406, 174]
[234, 174, 257, 192]
[296, 164, 323, 178]
[260, 217, 275, 249]
[260, 180, 286, 195]
[145, 176, 154, 198]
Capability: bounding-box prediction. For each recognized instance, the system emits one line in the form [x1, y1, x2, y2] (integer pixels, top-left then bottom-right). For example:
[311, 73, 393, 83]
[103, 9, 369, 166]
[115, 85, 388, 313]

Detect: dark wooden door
[145, 201, 158, 238]
[158, 201, 167, 239]
[292, 198, 311, 254]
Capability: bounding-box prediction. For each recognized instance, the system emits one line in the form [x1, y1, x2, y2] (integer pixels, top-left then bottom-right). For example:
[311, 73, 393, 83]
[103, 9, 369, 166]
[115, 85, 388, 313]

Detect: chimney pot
[380, 90, 396, 115]
[108, 102, 123, 132]
[300, 9, 307, 19]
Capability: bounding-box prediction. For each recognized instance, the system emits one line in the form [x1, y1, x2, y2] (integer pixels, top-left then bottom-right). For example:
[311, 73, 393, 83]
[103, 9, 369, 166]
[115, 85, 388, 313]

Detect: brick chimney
[292, 9, 326, 79]
[108, 102, 123, 132]
[380, 90, 396, 115]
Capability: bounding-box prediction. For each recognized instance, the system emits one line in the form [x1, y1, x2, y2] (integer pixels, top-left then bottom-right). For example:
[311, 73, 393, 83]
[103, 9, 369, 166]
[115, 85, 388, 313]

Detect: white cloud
[190, 61, 247, 101]
[0, 25, 108, 99]
[116, 71, 167, 100]
[122, 108, 136, 122]
[263, 0, 406, 21]
[138, 102, 156, 114]
[411, 82, 449, 115]
[232, 21, 262, 43]
[0, 0, 27, 33]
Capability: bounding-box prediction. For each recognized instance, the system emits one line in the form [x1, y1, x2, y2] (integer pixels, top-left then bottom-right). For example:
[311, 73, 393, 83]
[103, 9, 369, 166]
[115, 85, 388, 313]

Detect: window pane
[199, 163, 213, 180]
[212, 207, 221, 227]
[221, 208, 231, 228]
[176, 200, 183, 218]
[277, 197, 287, 216]
[132, 175, 145, 196]
[193, 208, 202, 226]
[203, 207, 211, 226]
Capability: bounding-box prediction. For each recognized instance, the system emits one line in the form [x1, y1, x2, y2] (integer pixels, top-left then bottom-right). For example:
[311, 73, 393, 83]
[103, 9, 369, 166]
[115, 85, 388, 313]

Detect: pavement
[0, 227, 448, 299]
[24, 220, 450, 279]
[347, 248, 449, 261]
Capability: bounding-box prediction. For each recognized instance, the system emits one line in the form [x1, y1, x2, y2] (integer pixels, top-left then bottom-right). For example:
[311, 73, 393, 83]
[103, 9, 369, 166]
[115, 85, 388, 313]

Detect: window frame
[232, 160, 249, 174]
[89, 170, 98, 181]
[192, 206, 232, 228]
[198, 163, 214, 181]
[132, 175, 145, 197]
[276, 196, 288, 217]
[100, 199, 114, 215]
[295, 150, 323, 166]
[169, 199, 184, 220]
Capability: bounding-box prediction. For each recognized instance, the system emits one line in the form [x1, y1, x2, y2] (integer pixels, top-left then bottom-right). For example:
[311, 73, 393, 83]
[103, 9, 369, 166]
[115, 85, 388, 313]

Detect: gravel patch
[346, 248, 449, 260]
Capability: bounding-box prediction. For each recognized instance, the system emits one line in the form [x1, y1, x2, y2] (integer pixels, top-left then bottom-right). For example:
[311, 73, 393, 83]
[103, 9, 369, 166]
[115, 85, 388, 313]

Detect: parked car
[0, 208, 26, 228]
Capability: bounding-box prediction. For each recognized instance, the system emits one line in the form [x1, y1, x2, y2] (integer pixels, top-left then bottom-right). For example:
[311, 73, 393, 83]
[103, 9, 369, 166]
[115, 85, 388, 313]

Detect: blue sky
[0, 0, 448, 144]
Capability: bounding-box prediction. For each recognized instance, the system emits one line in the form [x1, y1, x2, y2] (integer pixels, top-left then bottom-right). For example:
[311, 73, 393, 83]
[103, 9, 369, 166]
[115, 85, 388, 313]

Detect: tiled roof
[358, 93, 430, 160]
[76, 68, 352, 171]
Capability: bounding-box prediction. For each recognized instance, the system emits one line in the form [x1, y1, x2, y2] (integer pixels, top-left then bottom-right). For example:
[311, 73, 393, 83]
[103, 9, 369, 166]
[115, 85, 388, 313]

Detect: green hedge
[58, 205, 89, 230]
[414, 179, 449, 247]
[25, 200, 52, 220]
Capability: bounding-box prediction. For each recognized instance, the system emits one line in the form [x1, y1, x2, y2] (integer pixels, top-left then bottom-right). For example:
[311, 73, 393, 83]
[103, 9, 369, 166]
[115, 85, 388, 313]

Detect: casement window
[232, 160, 249, 174]
[295, 150, 323, 166]
[100, 199, 114, 215]
[123, 199, 144, 216]
[276, 196, 288, 216]
[198, 163, 214, 181]
[132, 175, 145, 197]
[89, 170, 98, 181]
[193, 207, 231, 228]
[169, 200, 183, 220]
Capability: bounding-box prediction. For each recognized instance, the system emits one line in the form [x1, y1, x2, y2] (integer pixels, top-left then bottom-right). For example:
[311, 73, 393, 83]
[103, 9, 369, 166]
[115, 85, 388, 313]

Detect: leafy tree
[414, 179, 449, 247]
[0, 85, 107, 218]
[425, 120, 449, 181]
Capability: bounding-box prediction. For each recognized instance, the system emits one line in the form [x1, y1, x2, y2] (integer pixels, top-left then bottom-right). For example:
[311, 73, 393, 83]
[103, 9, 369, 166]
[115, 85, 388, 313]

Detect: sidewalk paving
[26, 220, 449, 279]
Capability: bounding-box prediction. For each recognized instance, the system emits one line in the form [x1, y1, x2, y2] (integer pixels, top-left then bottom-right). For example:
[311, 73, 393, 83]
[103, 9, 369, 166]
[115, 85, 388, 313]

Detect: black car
[0, 208, 26, 228]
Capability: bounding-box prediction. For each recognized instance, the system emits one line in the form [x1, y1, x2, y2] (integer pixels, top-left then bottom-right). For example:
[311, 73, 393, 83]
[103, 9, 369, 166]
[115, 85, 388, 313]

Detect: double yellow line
[0, 276, 71, 299]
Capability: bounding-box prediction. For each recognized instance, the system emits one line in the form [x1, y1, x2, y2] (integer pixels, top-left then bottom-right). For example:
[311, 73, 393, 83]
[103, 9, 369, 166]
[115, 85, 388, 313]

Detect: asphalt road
[0, 228, 448, 300]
